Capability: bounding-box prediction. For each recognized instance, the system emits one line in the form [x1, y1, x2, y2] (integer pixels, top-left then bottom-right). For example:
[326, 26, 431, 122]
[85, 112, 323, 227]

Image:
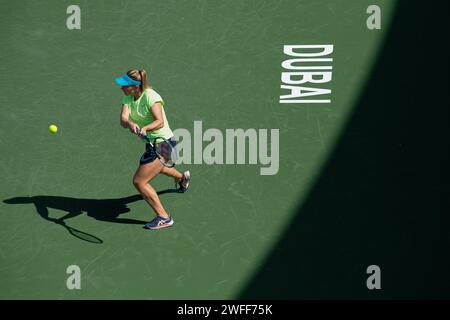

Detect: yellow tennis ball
[49, 125, 58, 133]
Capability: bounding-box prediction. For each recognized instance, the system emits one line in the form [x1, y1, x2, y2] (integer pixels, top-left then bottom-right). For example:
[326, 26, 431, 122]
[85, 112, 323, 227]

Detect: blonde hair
[127, 69, 150, 91]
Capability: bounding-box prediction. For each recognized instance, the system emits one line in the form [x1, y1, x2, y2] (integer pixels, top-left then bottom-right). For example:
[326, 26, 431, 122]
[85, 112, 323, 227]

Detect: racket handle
[139, 132, 150, 143]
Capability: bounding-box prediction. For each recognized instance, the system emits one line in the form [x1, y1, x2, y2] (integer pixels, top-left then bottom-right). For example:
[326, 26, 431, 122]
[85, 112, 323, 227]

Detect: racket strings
[154, 139, 176, 167]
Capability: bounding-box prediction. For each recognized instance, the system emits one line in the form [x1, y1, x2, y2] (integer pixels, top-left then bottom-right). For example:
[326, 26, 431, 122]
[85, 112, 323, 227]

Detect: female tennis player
[116, 69, 190, 230]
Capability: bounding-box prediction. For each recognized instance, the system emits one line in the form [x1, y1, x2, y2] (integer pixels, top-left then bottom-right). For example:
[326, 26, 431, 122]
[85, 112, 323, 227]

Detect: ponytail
[139, 69, 150, 90]
[126, 69, 150, 92]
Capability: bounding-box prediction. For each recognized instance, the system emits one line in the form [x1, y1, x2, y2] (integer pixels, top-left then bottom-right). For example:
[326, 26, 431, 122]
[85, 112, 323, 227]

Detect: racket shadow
[57, 220, 104, 244]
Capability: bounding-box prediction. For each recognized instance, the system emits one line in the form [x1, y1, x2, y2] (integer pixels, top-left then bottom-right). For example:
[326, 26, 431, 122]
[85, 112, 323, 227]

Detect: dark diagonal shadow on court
[239, 0, 450, 299]
[3, 189, 178, 244]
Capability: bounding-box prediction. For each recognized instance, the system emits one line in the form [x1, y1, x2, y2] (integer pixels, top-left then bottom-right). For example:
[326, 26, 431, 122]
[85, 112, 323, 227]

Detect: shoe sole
[179, 171, 191, 192]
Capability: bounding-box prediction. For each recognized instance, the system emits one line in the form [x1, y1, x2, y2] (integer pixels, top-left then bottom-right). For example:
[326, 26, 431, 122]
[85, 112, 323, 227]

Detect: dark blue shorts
[139, 137, 177, 165]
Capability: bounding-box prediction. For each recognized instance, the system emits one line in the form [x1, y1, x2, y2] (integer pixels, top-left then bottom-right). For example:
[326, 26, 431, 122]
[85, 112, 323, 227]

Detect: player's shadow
[3, 189, 178, 244]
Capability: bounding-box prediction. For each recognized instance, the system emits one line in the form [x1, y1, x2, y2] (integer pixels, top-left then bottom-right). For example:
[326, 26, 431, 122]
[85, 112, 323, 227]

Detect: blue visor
[115, 74, 141, 86]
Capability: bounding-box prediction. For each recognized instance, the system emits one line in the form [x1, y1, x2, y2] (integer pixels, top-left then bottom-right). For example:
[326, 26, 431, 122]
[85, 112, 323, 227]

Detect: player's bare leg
[160, 166, 182, 180]
[133, 160, 170, 219]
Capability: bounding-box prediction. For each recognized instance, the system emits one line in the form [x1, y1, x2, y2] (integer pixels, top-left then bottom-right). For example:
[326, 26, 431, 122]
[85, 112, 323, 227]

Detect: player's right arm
[120, 104, 140, 134]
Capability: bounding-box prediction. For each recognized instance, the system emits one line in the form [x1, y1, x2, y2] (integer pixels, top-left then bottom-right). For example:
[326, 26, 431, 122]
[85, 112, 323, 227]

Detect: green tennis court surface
[1, 0, 449, 299]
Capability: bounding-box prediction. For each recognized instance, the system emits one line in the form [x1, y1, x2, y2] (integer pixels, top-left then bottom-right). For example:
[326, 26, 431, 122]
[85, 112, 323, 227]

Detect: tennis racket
[136, 129, 176, 168]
